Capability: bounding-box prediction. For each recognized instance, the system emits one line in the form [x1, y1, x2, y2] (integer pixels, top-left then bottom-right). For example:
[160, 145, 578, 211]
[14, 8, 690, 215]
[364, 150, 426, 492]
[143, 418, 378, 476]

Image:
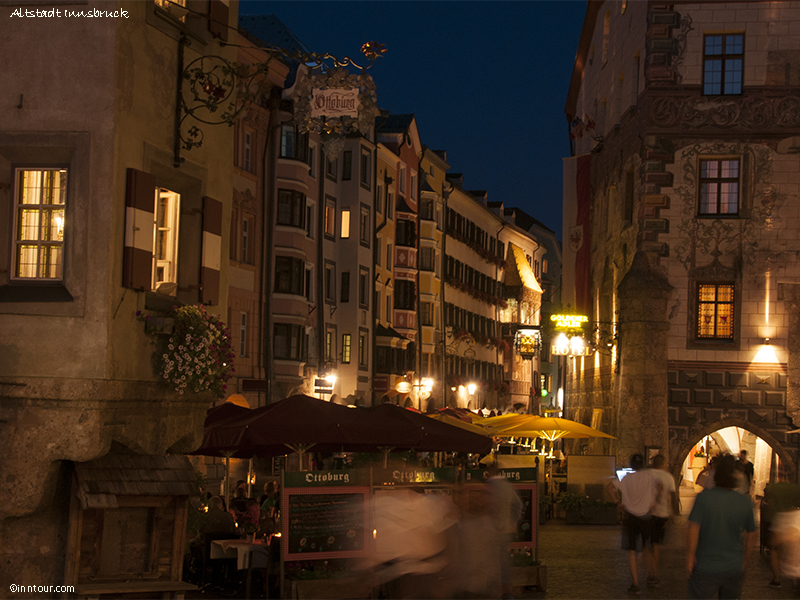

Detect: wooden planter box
[291, 577, 373, 599]
[512, 565, 547, 591]
[565, 505, 618, 525]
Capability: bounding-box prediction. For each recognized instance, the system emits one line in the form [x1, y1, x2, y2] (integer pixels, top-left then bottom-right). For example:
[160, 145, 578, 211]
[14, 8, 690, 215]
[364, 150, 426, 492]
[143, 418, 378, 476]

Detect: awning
[74, 452, 200, 509]
[376, 323, 411, 348]
[504, 242, 543, 301]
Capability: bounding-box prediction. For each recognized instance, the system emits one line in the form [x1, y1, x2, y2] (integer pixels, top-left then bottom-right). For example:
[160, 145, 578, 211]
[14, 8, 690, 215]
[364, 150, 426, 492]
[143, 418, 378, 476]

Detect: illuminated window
[13, 169, 66, 280]
[341, 210, 350, 238]
[152, 188, 181, 293]
[704, 34, 744, 95]
[324, 198, 336, 239]
[342, 334, 351, 364]
[699, 158, 739, 215]
[154, 0, 186, 21]
[697, 283, 735, 340]
[325, 327, 335, 362]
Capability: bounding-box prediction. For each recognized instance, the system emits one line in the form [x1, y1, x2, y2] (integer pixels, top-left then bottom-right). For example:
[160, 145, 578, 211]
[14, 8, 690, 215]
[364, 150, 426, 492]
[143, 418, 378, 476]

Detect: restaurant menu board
[510, 485, 536, 549]
[283, 487, 369, 560]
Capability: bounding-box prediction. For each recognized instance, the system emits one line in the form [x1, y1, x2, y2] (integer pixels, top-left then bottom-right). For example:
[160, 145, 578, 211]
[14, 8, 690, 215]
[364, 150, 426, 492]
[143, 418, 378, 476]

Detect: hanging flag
[569, 117, 585, 140]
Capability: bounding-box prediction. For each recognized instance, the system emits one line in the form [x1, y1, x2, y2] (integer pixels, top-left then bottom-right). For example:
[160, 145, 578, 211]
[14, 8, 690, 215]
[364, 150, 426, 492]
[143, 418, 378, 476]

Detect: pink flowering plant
[138, 305, 234, 397]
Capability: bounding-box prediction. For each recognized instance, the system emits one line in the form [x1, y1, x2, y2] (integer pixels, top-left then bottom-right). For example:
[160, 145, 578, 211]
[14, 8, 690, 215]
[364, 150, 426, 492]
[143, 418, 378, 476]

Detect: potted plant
[511, 550, 547, 591]
[558, 491, 618, 525]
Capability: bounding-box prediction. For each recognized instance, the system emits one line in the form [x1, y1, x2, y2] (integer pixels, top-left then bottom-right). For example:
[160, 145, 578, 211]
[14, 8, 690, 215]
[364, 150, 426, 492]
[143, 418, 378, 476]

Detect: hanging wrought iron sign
[175, 34, 386, 166]
[293, 67, 380, 157]
[515, 328, 542, 358]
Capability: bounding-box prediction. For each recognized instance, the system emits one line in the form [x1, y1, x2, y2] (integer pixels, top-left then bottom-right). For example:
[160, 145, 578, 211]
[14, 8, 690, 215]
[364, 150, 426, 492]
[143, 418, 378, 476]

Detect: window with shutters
[152, 188, 181, 293]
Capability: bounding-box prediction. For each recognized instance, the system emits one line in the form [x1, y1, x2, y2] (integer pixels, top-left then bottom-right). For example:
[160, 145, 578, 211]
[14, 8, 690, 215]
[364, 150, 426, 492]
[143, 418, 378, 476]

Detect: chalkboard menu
[511, 487, 535, 547]
[283, 488, 369, 559]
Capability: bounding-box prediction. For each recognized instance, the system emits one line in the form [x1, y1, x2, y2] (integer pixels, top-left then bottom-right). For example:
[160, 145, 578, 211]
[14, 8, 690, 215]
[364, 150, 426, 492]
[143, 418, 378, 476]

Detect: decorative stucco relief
[652, 95, 800, 130]
[672, 142, 775, 271]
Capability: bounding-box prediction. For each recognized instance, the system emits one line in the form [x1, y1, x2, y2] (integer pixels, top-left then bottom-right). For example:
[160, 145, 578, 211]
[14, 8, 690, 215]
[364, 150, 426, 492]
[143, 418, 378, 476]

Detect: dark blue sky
[238, 1, 588, 238]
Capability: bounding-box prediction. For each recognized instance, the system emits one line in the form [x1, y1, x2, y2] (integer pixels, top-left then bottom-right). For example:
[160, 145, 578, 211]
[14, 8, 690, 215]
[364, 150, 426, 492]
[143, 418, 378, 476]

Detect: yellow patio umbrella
[477, 413, 530, 430]
[488, 415, 616, 441]
[427, 413, 494, 436]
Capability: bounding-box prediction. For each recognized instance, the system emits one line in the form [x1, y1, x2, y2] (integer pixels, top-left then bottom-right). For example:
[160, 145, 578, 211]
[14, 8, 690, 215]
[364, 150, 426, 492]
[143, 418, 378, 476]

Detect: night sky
[238, 1, 588, 239]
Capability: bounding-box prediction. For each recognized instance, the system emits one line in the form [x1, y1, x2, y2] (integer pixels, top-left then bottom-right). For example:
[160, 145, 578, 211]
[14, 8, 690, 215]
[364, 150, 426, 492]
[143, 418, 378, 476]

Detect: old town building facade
[564, 0, 800, 486]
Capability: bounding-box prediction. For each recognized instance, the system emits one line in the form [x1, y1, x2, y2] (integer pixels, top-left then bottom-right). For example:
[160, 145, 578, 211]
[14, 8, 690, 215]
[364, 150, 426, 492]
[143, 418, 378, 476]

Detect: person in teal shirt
[686, 454, 757, 599]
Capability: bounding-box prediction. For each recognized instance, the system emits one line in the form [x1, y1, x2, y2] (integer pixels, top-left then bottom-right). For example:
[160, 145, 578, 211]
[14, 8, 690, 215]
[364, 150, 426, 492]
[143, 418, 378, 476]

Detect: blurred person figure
[606, 453, 657, 594]
[229, 485, 249, 522]
[648, 454, 678, 588]
[736, 450, 754, 497]
[686, 454, 757, 599]
[487, 469, 524, 600]
[366, 487, 460, 598]
[763, 482, 800, 589]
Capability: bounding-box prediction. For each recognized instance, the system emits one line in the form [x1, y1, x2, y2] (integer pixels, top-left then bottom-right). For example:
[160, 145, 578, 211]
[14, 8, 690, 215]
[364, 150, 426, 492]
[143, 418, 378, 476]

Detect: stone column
[778, 282, 800, 426]
[615, 251, 673, 464]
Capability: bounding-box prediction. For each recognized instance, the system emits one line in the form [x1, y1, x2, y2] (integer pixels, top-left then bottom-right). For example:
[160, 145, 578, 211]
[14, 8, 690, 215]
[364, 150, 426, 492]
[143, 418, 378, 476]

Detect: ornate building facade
[564, 0, 800, 485]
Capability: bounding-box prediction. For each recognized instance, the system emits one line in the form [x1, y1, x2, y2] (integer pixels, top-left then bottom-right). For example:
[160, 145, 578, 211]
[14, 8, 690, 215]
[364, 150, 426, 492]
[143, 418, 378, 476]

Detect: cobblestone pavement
[521, 487, 797, 600]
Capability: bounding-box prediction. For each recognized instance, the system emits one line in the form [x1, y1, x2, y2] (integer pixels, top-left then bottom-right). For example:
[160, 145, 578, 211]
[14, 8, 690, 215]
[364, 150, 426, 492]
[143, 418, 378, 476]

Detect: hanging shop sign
[310, 88, 358, 118]
[550, 313, 589, 331]
[515, 328, 541, 358]
[294, 68, 381, 157]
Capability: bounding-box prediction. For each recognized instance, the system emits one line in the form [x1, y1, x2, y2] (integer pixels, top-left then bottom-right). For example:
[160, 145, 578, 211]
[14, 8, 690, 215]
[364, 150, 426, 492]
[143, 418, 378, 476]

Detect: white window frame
[12, 168, 67, 280]
[152, 188, 181, 293]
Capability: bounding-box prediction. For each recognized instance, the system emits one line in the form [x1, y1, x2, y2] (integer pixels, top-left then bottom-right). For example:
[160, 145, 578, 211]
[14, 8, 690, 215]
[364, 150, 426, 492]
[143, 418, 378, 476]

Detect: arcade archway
[675, 422, 796, 496]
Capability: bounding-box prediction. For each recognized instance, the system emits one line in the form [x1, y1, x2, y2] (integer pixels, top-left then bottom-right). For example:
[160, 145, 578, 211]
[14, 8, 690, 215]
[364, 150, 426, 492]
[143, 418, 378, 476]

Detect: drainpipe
[259, 88, 282, 406]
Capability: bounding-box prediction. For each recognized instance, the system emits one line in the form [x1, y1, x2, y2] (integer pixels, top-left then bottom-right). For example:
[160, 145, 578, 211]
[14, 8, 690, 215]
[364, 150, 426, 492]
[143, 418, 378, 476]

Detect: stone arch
[670, 416, 796, 484]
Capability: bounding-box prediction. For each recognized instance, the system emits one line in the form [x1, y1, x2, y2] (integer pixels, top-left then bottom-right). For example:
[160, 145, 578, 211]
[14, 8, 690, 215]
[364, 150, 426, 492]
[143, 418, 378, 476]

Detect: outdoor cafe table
[211, 538, 270, 598]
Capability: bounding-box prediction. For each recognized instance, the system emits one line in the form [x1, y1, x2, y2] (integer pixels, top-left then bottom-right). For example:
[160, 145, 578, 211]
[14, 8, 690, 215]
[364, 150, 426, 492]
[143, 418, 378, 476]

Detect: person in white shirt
[649, 454, 678, 588]
[606, 453, 657, 594]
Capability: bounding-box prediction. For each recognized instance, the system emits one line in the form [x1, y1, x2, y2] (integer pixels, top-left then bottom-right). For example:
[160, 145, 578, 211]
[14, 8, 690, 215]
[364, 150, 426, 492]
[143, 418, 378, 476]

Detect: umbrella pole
[247, 458, 253, 498]
[223, 453, 232, 511]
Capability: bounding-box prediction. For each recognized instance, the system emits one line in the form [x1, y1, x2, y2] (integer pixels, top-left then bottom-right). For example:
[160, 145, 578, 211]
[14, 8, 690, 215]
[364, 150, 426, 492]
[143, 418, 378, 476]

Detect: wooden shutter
[123, 168, 156, 290]
[208, 0, 229, 41]
[201, 196, 222, 305]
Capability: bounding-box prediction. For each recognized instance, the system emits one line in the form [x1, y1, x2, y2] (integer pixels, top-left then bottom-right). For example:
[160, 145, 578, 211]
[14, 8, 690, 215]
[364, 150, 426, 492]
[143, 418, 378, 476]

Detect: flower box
[512, 565, 547, 591]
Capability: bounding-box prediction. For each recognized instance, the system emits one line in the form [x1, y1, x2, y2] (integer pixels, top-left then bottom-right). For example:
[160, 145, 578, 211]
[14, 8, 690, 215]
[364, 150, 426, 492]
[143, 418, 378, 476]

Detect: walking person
[686, 454, 757, 599]
[762, 481, 800, 589]
[736, 450, 754, 497]
[648, 453, 678, 588]
[606, 453, 657, 594]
